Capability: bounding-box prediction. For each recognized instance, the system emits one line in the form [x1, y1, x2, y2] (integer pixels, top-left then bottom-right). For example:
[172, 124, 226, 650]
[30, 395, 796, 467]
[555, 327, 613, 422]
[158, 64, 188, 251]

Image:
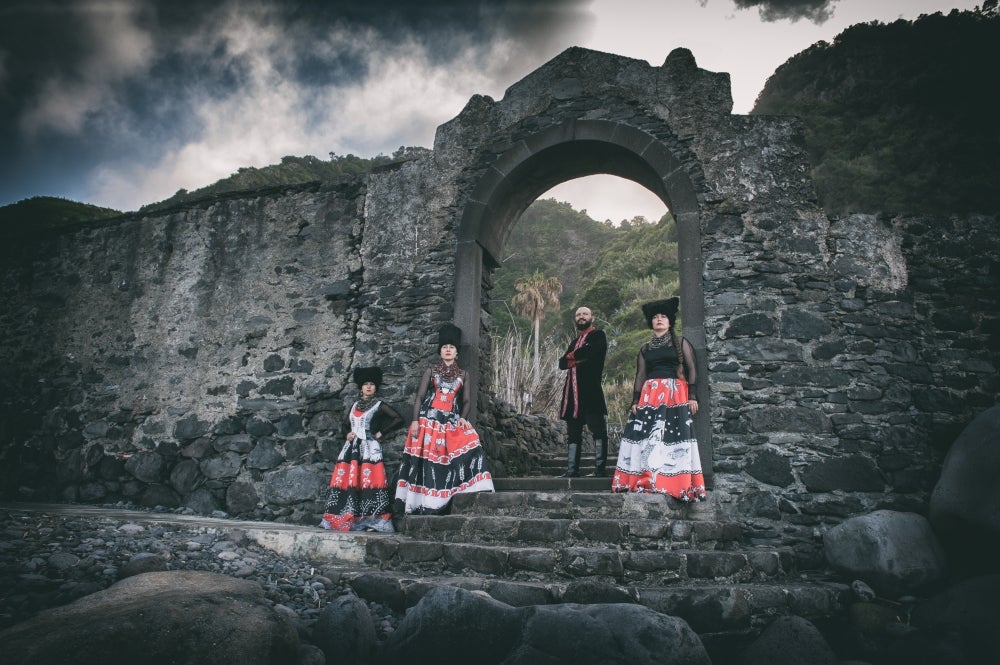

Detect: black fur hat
[641, 297, 679, 328]
[352, 366, 383, 388]
[437, 323, 462, 350]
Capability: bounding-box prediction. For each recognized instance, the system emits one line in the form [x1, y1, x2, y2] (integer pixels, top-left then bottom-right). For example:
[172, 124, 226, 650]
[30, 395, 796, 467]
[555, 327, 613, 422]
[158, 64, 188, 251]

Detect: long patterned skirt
[320, 438, 394, 532]
[394, 415, 494, 515]
[612, 378, 706, 501]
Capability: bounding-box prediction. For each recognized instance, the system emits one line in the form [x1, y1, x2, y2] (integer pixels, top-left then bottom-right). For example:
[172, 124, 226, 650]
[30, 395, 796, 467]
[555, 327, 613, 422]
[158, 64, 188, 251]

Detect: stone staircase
[3, 450, 850, 653]
[335, 450, 850, 648]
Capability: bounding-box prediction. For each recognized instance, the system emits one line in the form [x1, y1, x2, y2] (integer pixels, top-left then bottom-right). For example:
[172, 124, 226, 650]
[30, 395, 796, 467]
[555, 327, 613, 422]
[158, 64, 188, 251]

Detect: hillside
[752, 6, 1000, 215]
[138, 149, 430, 213]
[0, 196, 121, 238]
[492, 200, 680, 385]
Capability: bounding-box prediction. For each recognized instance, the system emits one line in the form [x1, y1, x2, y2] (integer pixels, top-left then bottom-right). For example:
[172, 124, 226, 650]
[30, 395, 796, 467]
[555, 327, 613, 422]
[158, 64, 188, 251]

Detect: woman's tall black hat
[641, 297, 679, 328]
[352, 366, 383, 388]
[437, 323, 462, 350]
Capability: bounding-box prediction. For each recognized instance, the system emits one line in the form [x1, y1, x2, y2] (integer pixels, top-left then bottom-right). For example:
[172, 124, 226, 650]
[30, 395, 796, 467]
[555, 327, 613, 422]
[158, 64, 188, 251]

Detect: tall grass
[490, 329, 567, 417]
[491, 329, 629, 450]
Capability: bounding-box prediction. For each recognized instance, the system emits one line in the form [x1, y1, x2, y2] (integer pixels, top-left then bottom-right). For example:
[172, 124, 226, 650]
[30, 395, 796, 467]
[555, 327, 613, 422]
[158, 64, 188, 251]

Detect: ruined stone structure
[2, 48, 997, 542]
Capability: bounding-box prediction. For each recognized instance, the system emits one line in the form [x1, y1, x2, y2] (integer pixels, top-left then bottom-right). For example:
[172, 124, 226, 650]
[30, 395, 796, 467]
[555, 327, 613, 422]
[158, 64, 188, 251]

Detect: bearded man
[557, 306, 609, 477]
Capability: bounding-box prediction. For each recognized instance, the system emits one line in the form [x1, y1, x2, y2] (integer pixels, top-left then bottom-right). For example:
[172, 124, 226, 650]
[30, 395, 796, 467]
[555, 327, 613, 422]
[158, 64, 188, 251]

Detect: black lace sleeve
[455, 370, 472, 419]
[631, 346, 648, 405]
[411, 367, 432, 421]
[375, 401, 405, 436]
[682, 337, 698, 391]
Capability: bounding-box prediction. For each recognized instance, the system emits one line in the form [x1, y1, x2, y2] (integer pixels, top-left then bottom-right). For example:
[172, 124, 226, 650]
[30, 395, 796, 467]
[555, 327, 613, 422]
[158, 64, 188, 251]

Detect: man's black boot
[590, 439, 609, 477]
[559, 443, 580, 478]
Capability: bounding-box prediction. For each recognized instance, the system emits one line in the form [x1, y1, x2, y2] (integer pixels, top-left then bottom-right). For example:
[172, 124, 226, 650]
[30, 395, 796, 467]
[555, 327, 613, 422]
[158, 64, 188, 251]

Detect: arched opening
[490, 177, 670, 420]
[454, 119, 711, 485]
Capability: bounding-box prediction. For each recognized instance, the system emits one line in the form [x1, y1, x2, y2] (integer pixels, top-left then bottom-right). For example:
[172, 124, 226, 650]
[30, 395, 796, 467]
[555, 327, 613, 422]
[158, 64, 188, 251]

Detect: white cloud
[543, 176, 668, 224]
[87, 15, 520, 210]
[19, 2, 153, 136]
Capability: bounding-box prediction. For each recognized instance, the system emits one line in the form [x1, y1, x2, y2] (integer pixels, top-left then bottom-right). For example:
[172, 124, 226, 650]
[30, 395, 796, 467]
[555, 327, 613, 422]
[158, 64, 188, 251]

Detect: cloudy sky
[0, 0, 981, 221]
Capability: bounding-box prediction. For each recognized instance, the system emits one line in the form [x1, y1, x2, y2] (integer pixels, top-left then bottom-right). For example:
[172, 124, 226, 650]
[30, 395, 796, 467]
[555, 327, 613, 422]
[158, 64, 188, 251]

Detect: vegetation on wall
[138, 148, 431, 213]
[753, 7, 1000, 216]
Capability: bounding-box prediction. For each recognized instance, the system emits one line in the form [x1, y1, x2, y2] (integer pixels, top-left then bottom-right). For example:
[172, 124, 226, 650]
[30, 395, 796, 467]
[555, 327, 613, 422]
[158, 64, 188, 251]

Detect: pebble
[0, 506, 401, 640]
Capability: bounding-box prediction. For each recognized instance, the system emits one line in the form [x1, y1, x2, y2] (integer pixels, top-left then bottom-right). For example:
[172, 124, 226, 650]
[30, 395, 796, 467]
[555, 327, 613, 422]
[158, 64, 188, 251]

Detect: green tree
[511, 273, 563, 383]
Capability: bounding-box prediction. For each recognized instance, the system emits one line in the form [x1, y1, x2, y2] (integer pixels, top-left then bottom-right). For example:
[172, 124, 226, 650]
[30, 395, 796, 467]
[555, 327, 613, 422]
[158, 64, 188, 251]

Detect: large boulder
[380, 585, 710, 665]
[823, 510, 947, 596]
[929, 405, 1000, 574]
[313, 593, 377, 665]
[905, 574, 1000, 664]
[737, 615, 838, 665]
[0, 571, 301, 665]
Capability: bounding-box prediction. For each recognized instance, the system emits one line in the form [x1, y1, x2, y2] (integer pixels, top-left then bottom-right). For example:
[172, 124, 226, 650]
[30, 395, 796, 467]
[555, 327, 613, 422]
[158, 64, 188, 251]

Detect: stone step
[449, 489, 713, 521]
[398, 514, 743, 551]
[535, 457, 619, 469]
[362, 536, 798, 586]
[492, 477, 613, 491]
[336, 568, 849, 640]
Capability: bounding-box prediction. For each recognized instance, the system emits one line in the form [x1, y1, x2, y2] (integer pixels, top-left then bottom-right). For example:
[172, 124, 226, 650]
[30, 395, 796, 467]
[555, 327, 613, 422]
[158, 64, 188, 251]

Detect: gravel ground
[0, 503, 401, 639]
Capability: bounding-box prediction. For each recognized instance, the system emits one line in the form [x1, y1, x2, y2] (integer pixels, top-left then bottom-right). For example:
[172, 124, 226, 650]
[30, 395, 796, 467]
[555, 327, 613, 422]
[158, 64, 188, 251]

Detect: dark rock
[929, 405, 1000, 575]
[248, 441, 284, 470]
[908, 574, 1000, 664]
[173, 414, 211, 441]
[119, 552, 168, 579]
[0, 571, 300, 665]
[138, 484, 181, 508]
[312, 594, 376, 665]
[246, 417, 276, 438]
[262, 466, 325, 505]
[744, 449, 794, 487]
[802, 456, 883, 492]
[824, 510, 947, 596]
[170, 459, 204, 494]
[737, 615, 837, 665]
[780, 309, 833, 340]
[186, 487, 222, 514]
[200, 451, 243, 479]
[561, 579, 635, 605]
[124, 452, 166, 484]
[214, 434, 253, 453]
[381, 586, 710, 665]
[226, 481, 259, 514]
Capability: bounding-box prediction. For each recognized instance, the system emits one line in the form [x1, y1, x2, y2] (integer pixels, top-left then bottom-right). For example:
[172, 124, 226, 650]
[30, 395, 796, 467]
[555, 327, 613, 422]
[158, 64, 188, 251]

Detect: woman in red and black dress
[394, 323, 494, 515]
[320, 366, 403, 532]
[612, 298, 707, 502]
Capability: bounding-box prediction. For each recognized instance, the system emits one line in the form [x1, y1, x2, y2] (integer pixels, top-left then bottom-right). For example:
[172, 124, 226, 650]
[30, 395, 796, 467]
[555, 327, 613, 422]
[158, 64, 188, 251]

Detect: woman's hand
[688, 399, 699, 415]
[630, 403, 637, 415]
[457, 417, 471, 429]
[346, 432, 356, 441]
[408, 421, 420, 438]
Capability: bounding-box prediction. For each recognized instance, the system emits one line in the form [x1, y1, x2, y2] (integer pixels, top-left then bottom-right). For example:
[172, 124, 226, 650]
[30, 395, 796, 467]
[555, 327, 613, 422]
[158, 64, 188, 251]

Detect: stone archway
[452, 119, 712, 485]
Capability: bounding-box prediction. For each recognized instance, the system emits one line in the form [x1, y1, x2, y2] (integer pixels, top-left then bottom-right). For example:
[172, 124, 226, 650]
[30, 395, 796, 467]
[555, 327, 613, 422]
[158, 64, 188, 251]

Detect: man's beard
[575, 319, 592, 330]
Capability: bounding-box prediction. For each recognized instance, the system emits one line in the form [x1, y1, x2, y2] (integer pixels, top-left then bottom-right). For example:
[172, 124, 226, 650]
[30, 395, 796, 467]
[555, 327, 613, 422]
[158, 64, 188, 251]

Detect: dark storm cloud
[730, 0, 840, 23]
[0, 0, 591, 208]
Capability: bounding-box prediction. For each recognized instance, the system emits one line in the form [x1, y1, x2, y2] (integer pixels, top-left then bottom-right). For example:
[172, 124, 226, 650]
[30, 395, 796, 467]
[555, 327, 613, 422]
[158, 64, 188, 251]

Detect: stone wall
[706, 212, 999, 551]
[1, 47, 997, 539]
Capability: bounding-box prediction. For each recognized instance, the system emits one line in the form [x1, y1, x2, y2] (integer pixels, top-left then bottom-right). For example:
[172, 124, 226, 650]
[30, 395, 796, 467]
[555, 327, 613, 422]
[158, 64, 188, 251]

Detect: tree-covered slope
[138, 149, 430, 213]
[492, 200, 680, 385]
[0, 196, 121, 237]
[753, 7, 1000, 216]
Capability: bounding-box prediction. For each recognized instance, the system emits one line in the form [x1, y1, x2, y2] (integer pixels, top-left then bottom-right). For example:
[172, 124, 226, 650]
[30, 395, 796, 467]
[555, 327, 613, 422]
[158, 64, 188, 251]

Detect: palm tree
[511, 272, 563, 383]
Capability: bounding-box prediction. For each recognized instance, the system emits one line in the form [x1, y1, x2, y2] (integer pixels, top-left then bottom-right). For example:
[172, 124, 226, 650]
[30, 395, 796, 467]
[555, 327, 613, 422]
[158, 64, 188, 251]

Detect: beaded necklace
[434, 360, 461, 382]
[648, 332, 671, 349]
[355, 396, 377, 412]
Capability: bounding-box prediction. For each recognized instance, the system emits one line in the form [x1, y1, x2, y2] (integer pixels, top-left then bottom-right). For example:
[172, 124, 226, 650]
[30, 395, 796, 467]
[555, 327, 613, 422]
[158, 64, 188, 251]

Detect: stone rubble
[0, 504, 400, 639]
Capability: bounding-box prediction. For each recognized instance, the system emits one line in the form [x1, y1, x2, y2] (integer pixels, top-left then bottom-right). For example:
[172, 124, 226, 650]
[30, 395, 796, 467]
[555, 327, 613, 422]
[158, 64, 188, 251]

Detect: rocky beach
[0, 503, 398, 639]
